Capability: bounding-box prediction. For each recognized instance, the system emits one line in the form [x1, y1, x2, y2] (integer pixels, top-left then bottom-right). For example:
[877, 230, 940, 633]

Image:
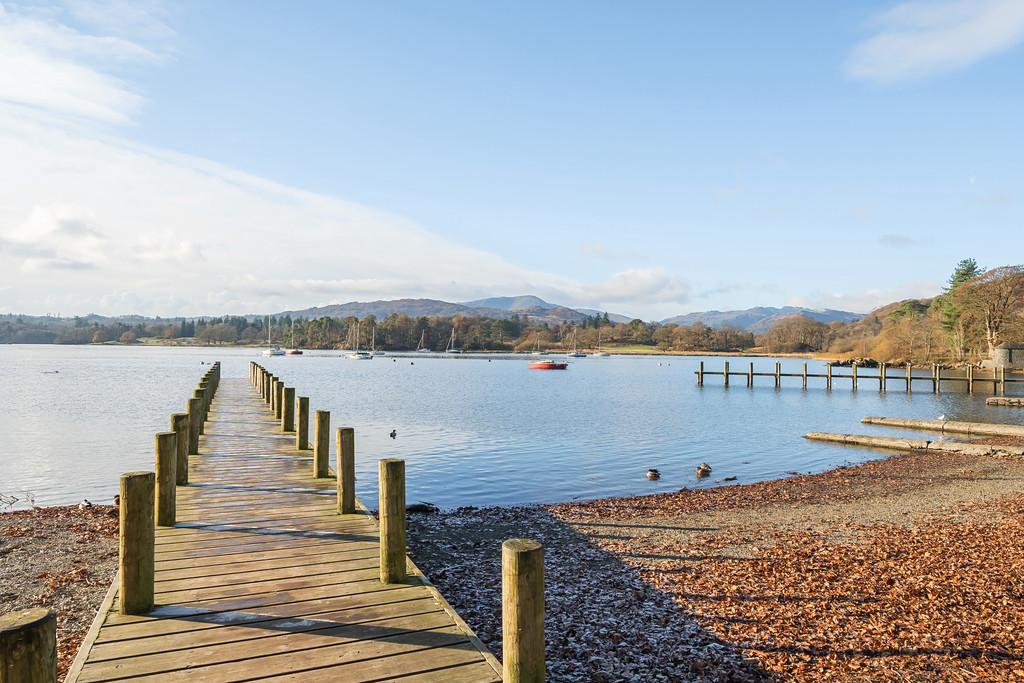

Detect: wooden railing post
[502, 538, 545, 683]
[281, 387, 295, 433]
[187, 397, 202, 455]
[378, 458, 406, 583]
[0, 608, 56, 683]
[296, 396, 310, 450]
[119, 471, 155, 615]
[337, 428, 355, 514]
[154, 433, 177, 527]
[275, 381, 284, 420]
[196, 383, 208, 435]
[314, 410, 330, 478]
[171, 413, 189, 486]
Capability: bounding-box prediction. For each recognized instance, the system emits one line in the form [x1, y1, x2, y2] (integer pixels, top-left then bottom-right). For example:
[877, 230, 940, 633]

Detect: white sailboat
[592, 330, 610, 357]
[446, 326, 462, 354]
[262, 315, 285, 356]
[345, 321, 372, 360]
[370, 325, 385, 356]
[416, 330, 432, 353]
[567, 328, 587, 358]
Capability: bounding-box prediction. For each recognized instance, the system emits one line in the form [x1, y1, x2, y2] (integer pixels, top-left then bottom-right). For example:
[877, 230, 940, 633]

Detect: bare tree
[956, 265, 1024, 356]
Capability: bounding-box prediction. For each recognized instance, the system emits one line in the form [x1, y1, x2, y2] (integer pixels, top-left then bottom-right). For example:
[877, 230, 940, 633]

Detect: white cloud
[0, 1, 160, 122]
[846, 0, 1024, 83]
[0, 2, 692, 319]
[787, 280, 941, 314]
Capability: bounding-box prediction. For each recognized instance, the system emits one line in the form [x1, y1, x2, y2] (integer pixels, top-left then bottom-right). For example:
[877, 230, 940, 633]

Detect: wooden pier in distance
[696, 360, 1022, 394]
[66, 370, 502, 683]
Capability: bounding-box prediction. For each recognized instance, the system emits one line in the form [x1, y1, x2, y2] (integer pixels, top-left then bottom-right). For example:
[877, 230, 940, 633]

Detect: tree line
[758, 260, 1024, 363]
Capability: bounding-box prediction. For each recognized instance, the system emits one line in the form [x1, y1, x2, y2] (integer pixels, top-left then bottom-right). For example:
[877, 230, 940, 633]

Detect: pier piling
[281, 386, 295, 432]
[0, 608, 56, 683]
[378, 458, 407, 584]
[119, 471, 155, 615]
[336, 428, 356, 514]
[502, 538, 545, 683]
[154, 432, 177, 527]
[296, 396, 309, 450]
[171, 413, 189, 486]
[314, 410, 330, 478]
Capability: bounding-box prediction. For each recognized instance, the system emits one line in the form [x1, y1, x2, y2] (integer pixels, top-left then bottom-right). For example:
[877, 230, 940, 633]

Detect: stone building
[987, 342, 1024, 370]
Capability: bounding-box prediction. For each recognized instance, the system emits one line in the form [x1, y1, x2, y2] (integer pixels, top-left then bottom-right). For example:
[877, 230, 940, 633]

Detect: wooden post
[0, 608, 56, 683]
[378, 458, 406, 583]
[187, 397, 201, 455]
[774, 361, 781, 388]
[314, 410, 330, 478]
[852, 363, 858, 391]
[502, 538, 545, 683]
[1000, 366, 1006, 396]
[723, 361, 729, 388]
[747, 362, 753, 387]
[906, 363, 912, 393]
[119, 471, 155, 615]
[826, 363, 832, 390]
[154, 432, 177, 527]
[878, 362, 885, 391]
[968, 364, 974, 394]
[196, 384, 208, 435]
[802, 362, 808, 389]
[281, 387, 295, 433]
[337, 428, 355, 514]
[266, 375, 275, 406]
[275, 381, 284, 420]
[170, 413, 189, 485]
[697, 361, 704, 386]
[936, 365, 942, 394]
[296, 396, 310, 450]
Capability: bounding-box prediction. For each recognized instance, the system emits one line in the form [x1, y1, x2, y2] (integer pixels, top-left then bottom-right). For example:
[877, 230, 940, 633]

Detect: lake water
[3, 345, 1022, 510]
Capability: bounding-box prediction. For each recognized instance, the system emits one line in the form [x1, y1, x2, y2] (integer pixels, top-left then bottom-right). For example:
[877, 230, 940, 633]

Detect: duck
[389, 429, 397, 439]
[646, 468, 661, 480]
[78, 499, 92, 510]
[695, 463, 712, 478]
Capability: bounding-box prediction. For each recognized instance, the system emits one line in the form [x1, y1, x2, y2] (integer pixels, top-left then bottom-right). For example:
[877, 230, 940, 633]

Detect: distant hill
[279, 295, 636, 325]
[576, 308, 634, 324]
[461, 295, 557, 311]
[660, 306, 862, 334]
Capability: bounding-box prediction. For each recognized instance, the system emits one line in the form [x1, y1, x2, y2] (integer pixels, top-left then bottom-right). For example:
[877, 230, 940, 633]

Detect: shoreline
[408, 445, 1024, 681]
[7, 444, 1023, 681]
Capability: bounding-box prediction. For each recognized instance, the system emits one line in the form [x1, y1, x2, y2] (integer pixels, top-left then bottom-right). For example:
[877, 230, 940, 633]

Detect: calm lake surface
[3, 345, 1022, 510]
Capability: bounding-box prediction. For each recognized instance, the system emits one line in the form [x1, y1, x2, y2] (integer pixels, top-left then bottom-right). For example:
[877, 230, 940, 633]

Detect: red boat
[286, 349, 303, 355]
[529, 359, 568, 370]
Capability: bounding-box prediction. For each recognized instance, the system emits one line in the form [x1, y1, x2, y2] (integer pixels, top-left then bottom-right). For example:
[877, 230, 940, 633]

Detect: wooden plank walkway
[68, 377, 501, 682]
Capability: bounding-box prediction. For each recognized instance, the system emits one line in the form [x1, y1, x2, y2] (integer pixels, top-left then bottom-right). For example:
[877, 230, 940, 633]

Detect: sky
[0, 0, 1022, 321]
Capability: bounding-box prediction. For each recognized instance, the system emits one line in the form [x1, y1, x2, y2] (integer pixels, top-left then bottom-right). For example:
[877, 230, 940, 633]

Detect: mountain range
[275, 297, 862, 332]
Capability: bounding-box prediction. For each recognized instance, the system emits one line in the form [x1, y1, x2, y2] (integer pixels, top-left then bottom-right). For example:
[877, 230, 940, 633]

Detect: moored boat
[529, 359, 568, 370]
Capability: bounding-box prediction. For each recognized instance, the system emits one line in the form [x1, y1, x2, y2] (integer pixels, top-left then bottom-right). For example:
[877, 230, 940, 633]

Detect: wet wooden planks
[68, 377, 500, 683]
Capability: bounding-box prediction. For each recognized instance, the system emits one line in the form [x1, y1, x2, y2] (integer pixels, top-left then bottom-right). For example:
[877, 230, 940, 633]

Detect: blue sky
[0, 1, 1022, 319]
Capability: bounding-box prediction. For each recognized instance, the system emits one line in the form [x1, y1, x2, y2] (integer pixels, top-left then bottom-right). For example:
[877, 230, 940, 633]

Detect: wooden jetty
[696, 360, 1022, 394]
[49, 362, 538, 683]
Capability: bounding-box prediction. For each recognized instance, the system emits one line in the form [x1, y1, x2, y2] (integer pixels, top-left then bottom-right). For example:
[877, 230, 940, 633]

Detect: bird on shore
[78, 499, 92, 510]
[646, 468, 660, 480]
[696, 463, 712, 478]
[389, 429, 397, 439]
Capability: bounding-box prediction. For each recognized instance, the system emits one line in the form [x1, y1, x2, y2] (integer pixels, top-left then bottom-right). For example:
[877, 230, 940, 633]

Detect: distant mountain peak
[460, 295, 556, 311]
[660, 306, 862, 334]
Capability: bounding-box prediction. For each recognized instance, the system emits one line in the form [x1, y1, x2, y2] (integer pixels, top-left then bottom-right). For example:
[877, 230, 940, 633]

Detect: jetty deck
[67, 376, 501, 682]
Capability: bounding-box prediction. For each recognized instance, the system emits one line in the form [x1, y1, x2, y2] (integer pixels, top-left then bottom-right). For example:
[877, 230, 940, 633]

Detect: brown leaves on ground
[1, 505, 118, 681]
[554, 453, 1024, 681]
